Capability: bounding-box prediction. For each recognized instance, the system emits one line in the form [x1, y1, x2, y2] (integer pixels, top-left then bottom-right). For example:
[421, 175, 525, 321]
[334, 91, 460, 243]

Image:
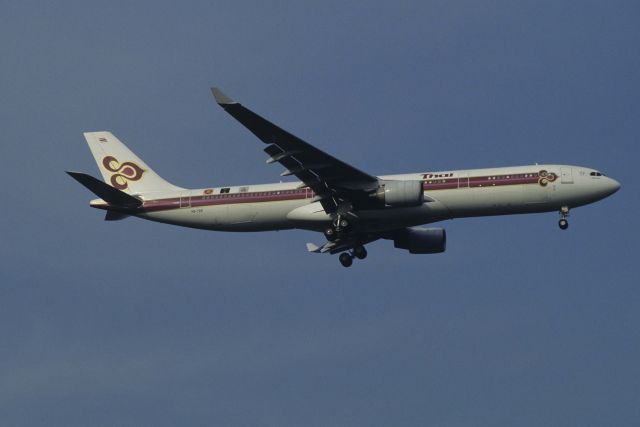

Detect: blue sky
[1, 1, 639, 426]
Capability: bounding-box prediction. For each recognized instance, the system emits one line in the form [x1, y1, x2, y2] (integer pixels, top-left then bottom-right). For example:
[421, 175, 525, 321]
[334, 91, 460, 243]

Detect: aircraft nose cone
[606, 177, 621, 195]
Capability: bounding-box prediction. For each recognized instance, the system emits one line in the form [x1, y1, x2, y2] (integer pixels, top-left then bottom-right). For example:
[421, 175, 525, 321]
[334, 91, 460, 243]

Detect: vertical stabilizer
[84, 131, 183, 194]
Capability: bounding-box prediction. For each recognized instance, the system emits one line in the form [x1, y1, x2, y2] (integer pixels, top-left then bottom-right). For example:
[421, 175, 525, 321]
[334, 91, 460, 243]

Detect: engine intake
[375, 180, 424, 207]
[393, 227, 446, 254]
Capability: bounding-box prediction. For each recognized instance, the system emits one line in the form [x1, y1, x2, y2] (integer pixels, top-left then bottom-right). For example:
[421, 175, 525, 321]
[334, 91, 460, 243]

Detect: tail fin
[83, 131, 183, 194]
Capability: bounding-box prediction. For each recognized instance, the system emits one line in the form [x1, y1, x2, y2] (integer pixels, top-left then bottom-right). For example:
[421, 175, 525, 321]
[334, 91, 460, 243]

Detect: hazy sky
[1, 1, 638, 426]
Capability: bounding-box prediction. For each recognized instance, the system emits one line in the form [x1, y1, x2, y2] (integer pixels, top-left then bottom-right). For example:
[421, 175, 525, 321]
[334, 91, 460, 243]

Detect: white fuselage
[130, 164, 620, 233]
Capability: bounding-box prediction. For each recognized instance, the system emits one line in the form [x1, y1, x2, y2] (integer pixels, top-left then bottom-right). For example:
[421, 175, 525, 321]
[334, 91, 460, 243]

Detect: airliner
[67, 88, 621, 267]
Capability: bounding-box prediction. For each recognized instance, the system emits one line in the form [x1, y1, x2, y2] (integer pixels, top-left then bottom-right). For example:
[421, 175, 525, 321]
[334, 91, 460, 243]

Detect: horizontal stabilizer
[66, 171, 142, 209]
[306, 243, 321, 253]
[306, 241, 338, 253]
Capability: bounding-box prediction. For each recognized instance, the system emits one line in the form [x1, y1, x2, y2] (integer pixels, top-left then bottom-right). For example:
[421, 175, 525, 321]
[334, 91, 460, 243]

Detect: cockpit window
[590, 171, 604, 177]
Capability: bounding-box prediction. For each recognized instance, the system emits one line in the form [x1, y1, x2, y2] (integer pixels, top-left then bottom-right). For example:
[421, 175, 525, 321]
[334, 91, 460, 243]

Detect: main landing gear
[324, 216, 351, 242]
[339, 252, 353, 267]
[558, 206, 570, 230]
[324, 213, 368, 267]
[353, 245, 367, 260]
[338, 245, 368, 268]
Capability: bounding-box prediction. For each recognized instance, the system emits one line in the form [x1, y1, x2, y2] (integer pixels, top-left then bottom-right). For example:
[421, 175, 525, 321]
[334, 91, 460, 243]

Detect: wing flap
[306, 234, 381, 255]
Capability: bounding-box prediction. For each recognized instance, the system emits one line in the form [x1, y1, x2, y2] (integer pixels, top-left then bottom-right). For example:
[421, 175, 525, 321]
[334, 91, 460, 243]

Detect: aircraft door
[180, 192, 190, 208]
[458, 173, 469, 188]
[561, 167, 574, 184]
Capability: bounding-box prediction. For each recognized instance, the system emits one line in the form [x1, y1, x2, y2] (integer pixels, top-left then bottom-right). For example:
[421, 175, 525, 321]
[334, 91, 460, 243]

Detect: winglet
[211, 87, 237, 105]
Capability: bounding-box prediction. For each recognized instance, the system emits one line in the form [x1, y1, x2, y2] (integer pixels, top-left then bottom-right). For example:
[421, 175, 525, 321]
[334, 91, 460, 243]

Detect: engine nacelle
[375, 180, 424, 207]
[393, 227, 446, 254]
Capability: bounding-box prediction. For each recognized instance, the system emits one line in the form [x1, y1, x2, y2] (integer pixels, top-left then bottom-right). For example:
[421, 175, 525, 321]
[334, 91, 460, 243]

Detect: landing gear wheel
[558, 206, 570, 230]
[324, 227, 337, 242]
[339, 252, 353, 267]
[353, 245, 367, 260]
[338, 218, 350, 229]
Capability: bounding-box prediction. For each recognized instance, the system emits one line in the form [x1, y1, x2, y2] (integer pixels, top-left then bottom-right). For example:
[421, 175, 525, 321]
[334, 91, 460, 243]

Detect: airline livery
[68, 88, 621, 267]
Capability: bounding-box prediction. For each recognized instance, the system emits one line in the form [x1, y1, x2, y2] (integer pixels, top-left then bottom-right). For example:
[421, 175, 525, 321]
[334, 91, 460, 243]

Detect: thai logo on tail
[102, 156, 145, 190]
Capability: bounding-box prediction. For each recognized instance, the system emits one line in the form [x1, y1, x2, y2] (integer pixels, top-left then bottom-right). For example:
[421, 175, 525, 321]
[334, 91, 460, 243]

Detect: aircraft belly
[356, 200, 451, 231]
[286, 202, 332, 229]
[522, 183, 549, 204]
[139, 206, 224, 230]
[474, 185, 525, 213]
[440, 185, 561, 217]
[231, 200, 302, 231]
[138, 199, 306, 231]
[439, 187, 510, 216]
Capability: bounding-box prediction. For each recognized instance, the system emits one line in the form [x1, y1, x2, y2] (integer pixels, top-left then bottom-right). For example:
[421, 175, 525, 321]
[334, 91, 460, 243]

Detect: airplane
[67, 87, 621, 267]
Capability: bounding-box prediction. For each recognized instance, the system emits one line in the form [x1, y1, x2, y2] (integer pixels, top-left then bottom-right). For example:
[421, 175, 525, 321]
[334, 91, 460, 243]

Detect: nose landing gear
[558, 206, 570, 230]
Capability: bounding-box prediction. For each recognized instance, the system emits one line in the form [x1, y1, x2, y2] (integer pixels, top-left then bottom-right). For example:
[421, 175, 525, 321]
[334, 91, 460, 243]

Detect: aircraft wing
[211, 88, 379, 213]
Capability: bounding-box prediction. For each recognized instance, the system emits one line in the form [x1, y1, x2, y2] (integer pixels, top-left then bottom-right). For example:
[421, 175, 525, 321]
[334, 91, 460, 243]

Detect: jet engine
[393, 227, 446, 254]
[375, 180, 424, 207]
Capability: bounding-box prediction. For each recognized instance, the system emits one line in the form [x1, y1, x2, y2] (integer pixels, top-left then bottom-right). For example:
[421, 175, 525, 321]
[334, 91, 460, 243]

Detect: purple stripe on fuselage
[142, 171, 549, 213]
[423, 178, 458, 190]
[142, 189, 309, 213]
[423, 172, 541, 190]
[468, 174, 540, 188]
[143, 198, 181, 212]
